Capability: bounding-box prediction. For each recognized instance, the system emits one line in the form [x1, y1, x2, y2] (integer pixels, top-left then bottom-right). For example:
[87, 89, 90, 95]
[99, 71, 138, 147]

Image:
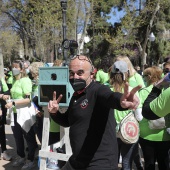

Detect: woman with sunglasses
[139, 66, 170, 170]
[163, 61, 170, 75]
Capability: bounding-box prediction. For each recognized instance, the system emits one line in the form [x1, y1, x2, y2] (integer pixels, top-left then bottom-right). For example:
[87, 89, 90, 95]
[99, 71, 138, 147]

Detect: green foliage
[0, 30, 20, 56]
[0, 0, 63, 61]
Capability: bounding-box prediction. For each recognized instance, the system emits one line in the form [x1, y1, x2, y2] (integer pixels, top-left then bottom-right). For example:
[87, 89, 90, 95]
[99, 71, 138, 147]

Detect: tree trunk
[0, 49, 5, 78]
[141, 0, 160, 71]
[77, 0, 91, 54]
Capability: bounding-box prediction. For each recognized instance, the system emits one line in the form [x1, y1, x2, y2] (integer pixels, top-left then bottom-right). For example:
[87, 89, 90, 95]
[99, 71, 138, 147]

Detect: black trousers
[139, 137, 170, 170]
[11, 113, 37, 161]
[33, 116, 60, 145]
[0, 100, 7, 153]
[0, 117, 7, 152]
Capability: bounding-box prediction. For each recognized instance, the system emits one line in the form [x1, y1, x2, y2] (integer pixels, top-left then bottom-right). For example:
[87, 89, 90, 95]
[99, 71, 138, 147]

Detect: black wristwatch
[12, 101, 16, 107]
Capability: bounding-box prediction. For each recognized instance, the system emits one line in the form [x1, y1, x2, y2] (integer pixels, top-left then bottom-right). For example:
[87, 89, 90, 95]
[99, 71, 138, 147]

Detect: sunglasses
[143, 75, 148, 78]
[70, 55, 92, 65]
[163, 68, 170, 74]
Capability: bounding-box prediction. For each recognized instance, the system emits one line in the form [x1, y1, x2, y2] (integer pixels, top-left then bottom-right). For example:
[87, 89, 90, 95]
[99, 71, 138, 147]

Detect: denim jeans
[117, 138, 138, 170]
[133, 144, 144, 170]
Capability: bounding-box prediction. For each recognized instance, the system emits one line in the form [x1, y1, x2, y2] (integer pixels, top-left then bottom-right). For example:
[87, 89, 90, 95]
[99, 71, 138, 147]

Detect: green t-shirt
[10, 77, 32, 114]
[31, 79, 60, 133]
[129, 72, 145, 88]
[6, 71, 13, 84]
[139, 85, 170, 141]
[1, 78, 9, 92]
[150, 87, 170, 117]
[32, 84, 38, 98]
[95, 69, 109, 84]
[50, 119, 60, 132]
[111, 86, 141, 124]
[11, 77, 32, 99]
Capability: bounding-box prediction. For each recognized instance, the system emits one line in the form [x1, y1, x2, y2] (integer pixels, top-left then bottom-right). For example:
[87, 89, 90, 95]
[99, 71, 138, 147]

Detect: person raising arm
[48, 55, 141, 170]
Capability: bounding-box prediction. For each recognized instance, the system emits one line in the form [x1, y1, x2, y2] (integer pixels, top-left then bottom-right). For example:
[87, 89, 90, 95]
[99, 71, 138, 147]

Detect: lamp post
[149, 32, 156, 65]
[60, 0, 68, 65]
[57, 45, 62, 59]
[149, 32, 156, 42]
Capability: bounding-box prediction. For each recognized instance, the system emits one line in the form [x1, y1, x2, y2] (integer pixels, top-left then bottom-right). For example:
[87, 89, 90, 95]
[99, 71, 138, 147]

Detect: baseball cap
[112, 61, 128, 73]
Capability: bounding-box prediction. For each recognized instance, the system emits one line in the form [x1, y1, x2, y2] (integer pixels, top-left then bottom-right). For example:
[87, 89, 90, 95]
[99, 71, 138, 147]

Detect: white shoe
[21, 160, 35, 170]
[47, 158, 59, 170]
[12, 156, 25, 167]
[1, 151, 12, 161]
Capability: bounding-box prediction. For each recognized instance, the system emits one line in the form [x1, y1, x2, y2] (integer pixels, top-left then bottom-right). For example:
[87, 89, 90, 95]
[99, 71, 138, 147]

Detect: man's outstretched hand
[120, 82, 141, 110]
[48, 91, 63, 114]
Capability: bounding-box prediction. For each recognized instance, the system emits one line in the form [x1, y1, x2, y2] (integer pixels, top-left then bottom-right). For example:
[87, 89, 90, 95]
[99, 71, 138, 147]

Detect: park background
[0, 0, 170, 75]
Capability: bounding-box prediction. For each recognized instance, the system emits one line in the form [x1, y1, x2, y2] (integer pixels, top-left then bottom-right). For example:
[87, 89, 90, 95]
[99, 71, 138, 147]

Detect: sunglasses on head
[70, 55, 92, 64]
[163, 68, 170, 74]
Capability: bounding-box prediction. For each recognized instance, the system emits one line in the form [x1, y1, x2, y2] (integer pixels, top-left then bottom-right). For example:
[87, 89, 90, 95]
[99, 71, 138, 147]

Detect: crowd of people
[0, 60, 62, 170]
[0, 55, 170, 170]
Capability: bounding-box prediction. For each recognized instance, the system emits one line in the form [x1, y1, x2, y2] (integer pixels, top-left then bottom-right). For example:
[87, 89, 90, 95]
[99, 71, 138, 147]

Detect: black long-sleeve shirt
[142, 86, 162, 120]
[51, 81, 126, 170]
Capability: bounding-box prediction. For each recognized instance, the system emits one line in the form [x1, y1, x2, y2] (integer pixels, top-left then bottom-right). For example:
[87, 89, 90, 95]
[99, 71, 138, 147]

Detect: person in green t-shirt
[142, 72, 170, 118]
[163, 61, 170, 74]
[95, 69, 109, 84]
[95, 56, 113, 85]
[5, 66, 13, 90]
[139, 66, 170, 170]
[114, 55, 145, 88]
[30, 61, 61, 169]
[0, 77, 12, 161]
[29, 62, 44, 144]
[30, 61, 60, 146]
[108, 60, 143, 170]
[5, 60, 37, 169]
[114, 55, 144, 169]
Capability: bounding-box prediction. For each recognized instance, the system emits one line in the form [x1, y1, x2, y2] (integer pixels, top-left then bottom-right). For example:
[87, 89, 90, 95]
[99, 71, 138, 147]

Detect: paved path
[0, 124, 39, 170]
[0, 124, 140, 170]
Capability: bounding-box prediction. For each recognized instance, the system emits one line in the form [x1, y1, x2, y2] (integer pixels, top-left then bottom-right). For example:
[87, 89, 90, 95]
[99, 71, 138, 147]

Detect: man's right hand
[48, 91, 63, 114]
[120, 82, 141, 110]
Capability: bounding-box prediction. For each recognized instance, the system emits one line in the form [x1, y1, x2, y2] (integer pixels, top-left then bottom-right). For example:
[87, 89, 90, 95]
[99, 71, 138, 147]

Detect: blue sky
[108, 8, 125, 24]
[107, 1, 142, 24]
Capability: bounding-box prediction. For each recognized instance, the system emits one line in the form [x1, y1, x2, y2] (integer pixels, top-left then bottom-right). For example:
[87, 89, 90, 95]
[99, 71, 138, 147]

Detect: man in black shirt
[48, 55, 141, 170]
